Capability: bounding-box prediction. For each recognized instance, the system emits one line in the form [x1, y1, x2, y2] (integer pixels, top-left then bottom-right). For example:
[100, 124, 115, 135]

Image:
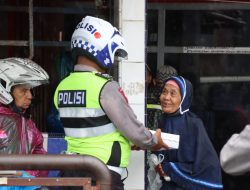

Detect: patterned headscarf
[156, 65, 177, 84]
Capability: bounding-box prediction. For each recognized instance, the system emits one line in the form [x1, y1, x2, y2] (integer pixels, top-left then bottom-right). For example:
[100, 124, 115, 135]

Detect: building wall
[119, 0, 146, 189]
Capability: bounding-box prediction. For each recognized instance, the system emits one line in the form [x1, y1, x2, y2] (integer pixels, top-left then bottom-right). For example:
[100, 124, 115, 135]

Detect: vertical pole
[29, 0, 34, 59]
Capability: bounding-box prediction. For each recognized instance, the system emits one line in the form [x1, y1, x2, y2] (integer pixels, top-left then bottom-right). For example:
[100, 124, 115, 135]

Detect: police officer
[54, 16, 168, 190]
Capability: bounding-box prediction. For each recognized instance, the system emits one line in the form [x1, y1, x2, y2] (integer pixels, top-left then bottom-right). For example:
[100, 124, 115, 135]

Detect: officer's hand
[151, 129, 169, 151]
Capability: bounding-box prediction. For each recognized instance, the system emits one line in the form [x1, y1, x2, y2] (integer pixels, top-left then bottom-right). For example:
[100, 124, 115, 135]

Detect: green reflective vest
[54, 71, 131, 167]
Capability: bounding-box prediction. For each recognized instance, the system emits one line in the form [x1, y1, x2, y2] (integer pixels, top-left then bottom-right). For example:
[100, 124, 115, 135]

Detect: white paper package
[150, 130, 180, 149]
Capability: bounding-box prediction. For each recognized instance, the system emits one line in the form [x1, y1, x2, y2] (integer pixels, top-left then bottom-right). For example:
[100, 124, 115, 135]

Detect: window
[146, 2, 250, 189]
[0, 0, 115, 132]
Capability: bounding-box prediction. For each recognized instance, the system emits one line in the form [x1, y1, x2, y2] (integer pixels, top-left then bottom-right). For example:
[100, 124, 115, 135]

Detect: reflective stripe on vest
[147, 104, 162, 110]
[58, 102, 118, 137]
[64, 123, 117, 138]
[59, 107, 105, 118]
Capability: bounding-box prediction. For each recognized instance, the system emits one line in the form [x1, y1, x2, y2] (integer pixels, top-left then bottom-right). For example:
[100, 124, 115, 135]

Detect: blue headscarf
[156, 76, 223, 190]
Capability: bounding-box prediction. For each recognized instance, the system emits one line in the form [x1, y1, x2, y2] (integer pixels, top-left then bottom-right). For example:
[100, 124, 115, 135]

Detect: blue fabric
[1, 171, 40, 190]
[155, 76, 223, 190]
[47, 135, 67, 177]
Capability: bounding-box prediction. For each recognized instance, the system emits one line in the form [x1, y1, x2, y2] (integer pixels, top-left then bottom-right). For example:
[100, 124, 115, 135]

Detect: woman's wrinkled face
[160, 83, 182, 114]
[11, 85, 33, 109]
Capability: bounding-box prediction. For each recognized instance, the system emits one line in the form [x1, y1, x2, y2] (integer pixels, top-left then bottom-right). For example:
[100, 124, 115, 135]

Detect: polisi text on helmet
[75, 22, 101, 39]
[71, 16, 128, 69]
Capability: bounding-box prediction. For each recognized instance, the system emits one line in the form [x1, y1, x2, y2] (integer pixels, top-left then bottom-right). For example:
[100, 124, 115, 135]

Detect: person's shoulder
[188, 111, 200, 119]
[0, 112, 19, 126]
[0, 106, 15, 116]
[95, 72, 113, 80]
[186, 111, 204, 127]
[99, 76, 120, 95]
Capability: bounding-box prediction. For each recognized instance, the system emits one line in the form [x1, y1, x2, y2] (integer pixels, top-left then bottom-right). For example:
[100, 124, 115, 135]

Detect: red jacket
[0, 104, 48, 177]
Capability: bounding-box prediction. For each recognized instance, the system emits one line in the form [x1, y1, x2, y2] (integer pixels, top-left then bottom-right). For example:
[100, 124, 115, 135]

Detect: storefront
[1, 0, 250, 189]
[147, 1, 250, 189]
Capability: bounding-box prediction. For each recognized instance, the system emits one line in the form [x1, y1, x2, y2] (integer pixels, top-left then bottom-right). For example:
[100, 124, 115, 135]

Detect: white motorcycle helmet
[0, 57, 49, 105]
[71, 16, 128, 70]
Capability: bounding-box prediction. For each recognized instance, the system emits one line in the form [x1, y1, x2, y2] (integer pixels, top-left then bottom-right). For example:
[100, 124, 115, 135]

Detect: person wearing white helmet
[0, 57, 49, 189]
[54, 16, 168, 190]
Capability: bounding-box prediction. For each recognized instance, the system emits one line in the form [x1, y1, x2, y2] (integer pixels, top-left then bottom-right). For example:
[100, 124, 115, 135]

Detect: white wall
[118, 0, 146, 189]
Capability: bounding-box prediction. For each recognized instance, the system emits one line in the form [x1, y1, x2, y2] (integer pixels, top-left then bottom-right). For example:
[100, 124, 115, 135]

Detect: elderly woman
[152, 75, 223, 190]
[0, 58, 49, 190]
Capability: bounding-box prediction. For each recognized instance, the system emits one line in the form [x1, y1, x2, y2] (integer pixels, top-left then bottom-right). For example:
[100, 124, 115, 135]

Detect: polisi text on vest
[58, 90, 86, 107]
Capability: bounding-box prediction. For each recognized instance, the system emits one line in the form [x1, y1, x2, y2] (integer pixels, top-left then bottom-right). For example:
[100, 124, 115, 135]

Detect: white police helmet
[0, 57, 49, 105]
[71, 16, 128, 70]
